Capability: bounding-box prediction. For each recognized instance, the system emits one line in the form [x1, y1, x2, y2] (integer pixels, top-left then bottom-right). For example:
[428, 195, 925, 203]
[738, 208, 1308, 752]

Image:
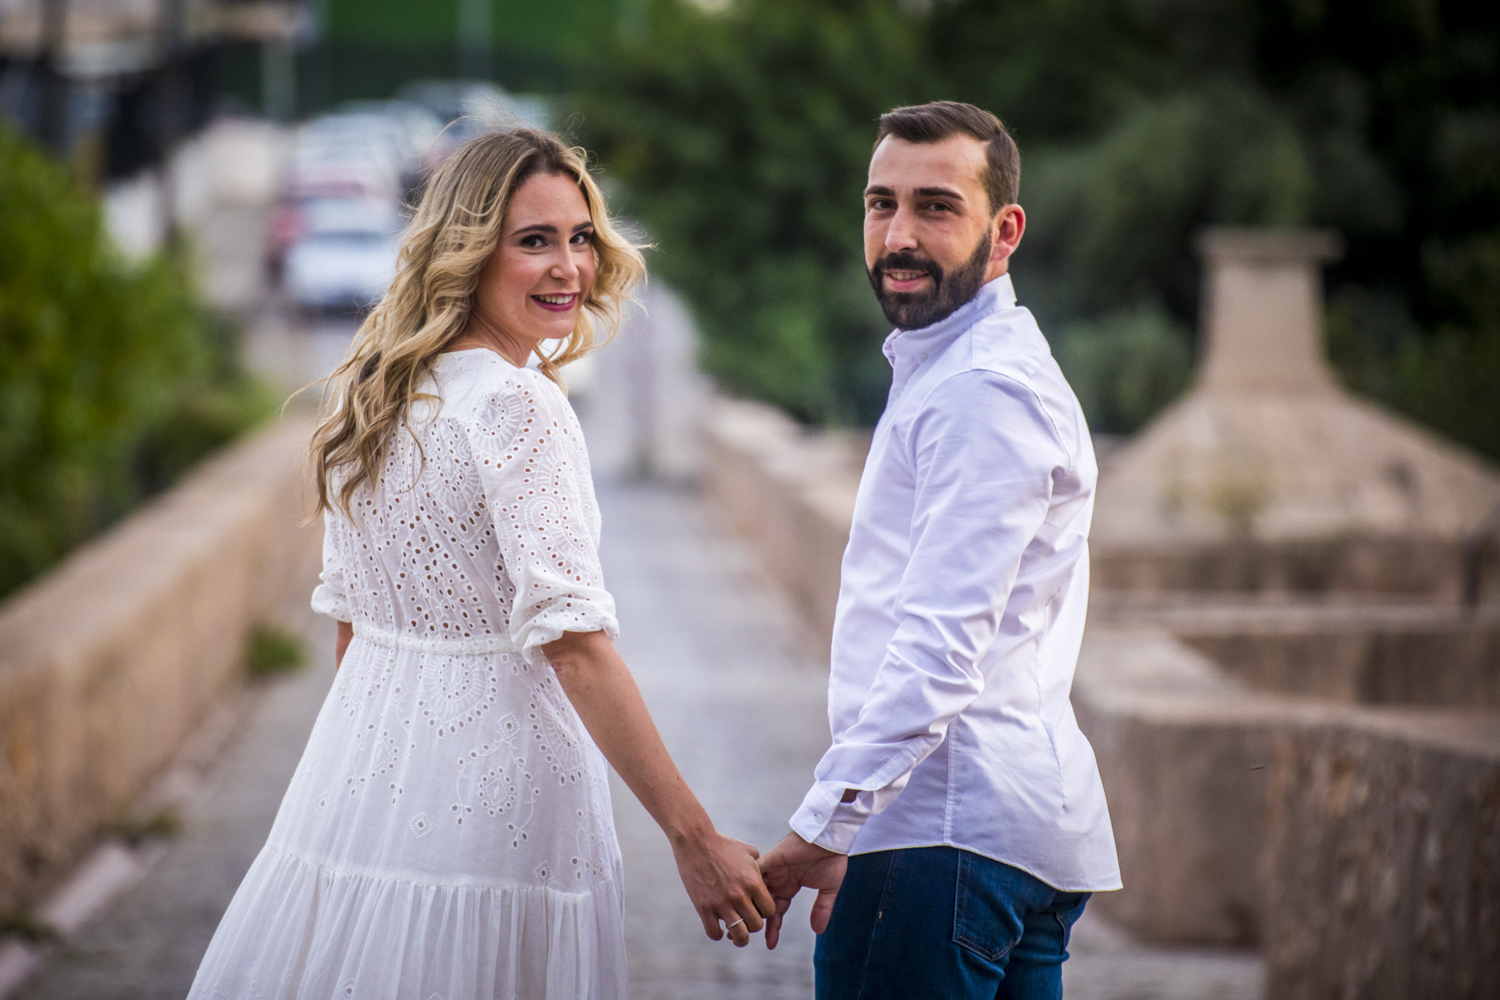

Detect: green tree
[577, 0, 929, 423]
[932, 0, 1500, 453]
[0, 122, 271, 596]
[577, 0, 1500, 456]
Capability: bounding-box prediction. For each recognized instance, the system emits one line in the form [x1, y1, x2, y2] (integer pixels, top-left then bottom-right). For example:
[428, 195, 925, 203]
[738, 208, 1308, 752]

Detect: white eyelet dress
[188, 350, 627, 1000]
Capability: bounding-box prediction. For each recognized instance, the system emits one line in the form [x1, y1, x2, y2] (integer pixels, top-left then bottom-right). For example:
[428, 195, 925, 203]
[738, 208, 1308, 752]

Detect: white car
[284, 231, 398, 314]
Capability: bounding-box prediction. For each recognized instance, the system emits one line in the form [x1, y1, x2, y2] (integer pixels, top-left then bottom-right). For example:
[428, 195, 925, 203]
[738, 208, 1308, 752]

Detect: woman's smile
[531, 292, 579, 312]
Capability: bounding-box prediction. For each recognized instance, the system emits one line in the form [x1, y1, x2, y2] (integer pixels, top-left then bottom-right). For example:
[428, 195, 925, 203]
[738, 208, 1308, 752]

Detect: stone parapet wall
[703, 399, 863, 653]
[1264, 715, 1500, 999]
[1071, 628, 1279, 945]
[0, 419, 321, 917]
[1092, 536, 1497, 600]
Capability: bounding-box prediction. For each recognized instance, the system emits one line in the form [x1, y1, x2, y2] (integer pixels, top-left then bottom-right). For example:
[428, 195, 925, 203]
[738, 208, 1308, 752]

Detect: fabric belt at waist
[352, 622, 517, 655]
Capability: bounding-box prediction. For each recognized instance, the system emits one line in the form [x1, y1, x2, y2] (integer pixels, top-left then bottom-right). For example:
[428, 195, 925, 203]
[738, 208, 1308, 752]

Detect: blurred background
[1, 2, 1497, 999]
[3, 0, 1498, 596]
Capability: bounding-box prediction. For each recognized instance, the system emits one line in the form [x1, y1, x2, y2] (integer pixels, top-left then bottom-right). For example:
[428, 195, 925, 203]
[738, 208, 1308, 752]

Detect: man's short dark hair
[875, 101, 1020, 214]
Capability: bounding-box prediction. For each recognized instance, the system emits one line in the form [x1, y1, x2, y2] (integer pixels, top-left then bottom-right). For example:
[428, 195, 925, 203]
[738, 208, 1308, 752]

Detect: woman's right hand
[670, 828, 777, 947]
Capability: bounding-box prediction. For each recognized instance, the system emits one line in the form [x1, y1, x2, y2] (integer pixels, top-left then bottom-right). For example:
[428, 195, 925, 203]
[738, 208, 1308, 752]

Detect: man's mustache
[871, 253, 942, 289]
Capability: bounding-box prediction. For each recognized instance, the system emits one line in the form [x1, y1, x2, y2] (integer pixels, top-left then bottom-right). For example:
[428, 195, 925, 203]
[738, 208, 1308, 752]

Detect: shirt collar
[881, 274, 1016, 367]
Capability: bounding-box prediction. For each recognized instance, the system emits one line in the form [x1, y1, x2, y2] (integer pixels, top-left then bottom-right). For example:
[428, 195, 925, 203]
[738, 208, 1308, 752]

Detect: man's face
[863, 134, 1023, 330]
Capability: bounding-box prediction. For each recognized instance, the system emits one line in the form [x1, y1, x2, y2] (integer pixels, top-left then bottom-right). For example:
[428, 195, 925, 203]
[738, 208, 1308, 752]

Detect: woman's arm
[543, 629, 775, 946]
[335, 620, 353, 669]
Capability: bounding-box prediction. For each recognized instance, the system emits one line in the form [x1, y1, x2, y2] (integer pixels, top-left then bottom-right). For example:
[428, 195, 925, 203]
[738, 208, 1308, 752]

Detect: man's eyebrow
[862, 185, 968, 201]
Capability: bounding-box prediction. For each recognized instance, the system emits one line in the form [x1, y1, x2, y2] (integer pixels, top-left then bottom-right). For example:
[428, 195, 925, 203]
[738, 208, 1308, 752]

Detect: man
[758, 101, 1120, 998]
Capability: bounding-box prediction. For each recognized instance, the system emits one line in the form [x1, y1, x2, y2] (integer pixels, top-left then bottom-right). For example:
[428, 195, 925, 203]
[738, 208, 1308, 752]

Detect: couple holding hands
[188, 100, 1119, 1000]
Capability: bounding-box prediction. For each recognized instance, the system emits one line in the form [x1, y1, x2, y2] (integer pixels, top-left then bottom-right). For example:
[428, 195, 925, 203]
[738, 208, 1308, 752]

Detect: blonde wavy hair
[311, 127, 646, 517]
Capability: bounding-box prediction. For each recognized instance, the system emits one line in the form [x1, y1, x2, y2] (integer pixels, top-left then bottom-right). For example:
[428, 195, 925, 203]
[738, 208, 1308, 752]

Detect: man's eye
[868, 199, 894, 211]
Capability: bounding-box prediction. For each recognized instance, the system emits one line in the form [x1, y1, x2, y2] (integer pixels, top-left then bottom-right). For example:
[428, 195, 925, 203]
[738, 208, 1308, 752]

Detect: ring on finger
[724, 917, 745, 930]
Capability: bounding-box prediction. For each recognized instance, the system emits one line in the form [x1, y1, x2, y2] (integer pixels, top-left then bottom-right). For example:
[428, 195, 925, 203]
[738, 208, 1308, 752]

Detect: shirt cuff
[789, 781, 865, 855]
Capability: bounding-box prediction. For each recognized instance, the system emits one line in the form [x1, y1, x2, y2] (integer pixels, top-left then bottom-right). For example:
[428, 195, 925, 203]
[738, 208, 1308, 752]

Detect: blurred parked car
[266, 195, 403, 280]
[284, 229, 399, 315]
[282, 198, 403, 314]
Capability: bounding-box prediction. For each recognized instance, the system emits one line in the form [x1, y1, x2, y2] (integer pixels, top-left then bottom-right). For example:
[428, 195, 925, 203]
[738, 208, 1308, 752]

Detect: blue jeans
[814, 846, 1089, 1000]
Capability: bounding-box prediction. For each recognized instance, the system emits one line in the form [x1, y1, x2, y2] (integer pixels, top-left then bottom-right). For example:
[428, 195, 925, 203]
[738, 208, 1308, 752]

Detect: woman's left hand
[670, 830, 776, 947]
[544, 630, 776, 946]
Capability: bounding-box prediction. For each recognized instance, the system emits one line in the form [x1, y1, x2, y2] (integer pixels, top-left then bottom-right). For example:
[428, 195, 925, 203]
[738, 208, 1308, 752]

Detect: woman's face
[472, 170, 597, 354]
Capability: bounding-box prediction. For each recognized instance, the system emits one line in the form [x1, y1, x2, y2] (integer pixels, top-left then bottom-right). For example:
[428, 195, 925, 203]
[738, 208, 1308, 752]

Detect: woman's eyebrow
[510, 221, 595, 237]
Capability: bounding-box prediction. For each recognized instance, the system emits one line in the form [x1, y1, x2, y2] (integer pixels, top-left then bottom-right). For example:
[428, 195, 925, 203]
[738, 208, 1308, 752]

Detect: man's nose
[884, 204, 919, 254]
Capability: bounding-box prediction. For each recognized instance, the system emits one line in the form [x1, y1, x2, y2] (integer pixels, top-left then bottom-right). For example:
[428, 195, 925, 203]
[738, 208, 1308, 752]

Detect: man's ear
[991, 204, 1026, 263]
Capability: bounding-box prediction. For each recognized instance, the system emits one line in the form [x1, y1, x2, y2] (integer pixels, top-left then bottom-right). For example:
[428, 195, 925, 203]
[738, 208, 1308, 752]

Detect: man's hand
[758, 831, 848, 949]
[671, 830, 777, 947]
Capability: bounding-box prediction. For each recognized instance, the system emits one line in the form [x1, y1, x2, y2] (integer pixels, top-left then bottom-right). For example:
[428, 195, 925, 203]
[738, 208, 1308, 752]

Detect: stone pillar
[1194, 229, 1342, 396]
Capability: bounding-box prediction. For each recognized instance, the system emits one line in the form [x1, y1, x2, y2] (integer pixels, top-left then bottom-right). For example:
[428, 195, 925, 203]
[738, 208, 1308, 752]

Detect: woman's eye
[571, 231, 594, 246]
[521, 235, 546, 249]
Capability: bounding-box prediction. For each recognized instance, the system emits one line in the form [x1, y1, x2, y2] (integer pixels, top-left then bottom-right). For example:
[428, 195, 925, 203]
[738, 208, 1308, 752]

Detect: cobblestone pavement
[10, 478, 1262, 999]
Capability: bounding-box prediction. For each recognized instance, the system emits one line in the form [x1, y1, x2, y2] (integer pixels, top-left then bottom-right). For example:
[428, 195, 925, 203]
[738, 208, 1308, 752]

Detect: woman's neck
[447, 309, 533, 367]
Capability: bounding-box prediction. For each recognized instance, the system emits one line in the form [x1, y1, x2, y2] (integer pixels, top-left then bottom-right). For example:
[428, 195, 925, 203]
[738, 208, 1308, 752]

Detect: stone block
[1263, 716, 1500, 999]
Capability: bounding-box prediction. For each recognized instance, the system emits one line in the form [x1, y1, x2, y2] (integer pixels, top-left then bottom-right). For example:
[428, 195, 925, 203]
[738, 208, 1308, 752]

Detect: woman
[188, 128, 773, 1000]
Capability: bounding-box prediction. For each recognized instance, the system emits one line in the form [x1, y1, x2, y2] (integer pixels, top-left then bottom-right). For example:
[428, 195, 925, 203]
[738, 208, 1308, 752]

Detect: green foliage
[1018, 84, 1314, 325]
[935, 0, 1500, 455]
[0, 121, 272, 597]
[576, 0, 1500, 455]
[1055, 306, 1193, 435]
[576, 0, 927, 423]
[104, 807, 183, 846]
[0, 912, 59, 944]
[246, 625, 306, 678]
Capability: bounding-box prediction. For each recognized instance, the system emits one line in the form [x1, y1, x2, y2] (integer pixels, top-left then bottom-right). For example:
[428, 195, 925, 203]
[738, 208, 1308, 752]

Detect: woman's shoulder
[434, 351, 569, 425]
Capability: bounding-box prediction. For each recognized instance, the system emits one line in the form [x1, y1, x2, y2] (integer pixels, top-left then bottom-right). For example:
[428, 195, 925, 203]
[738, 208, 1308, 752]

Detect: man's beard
[867, 233, 992, 331]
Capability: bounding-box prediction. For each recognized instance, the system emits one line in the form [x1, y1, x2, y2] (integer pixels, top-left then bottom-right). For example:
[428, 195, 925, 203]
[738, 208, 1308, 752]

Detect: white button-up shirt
[789, 275, 1121, 892]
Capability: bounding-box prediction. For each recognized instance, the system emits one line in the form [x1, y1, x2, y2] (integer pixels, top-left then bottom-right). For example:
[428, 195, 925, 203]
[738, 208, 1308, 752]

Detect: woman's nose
[551, 253, 579, 281]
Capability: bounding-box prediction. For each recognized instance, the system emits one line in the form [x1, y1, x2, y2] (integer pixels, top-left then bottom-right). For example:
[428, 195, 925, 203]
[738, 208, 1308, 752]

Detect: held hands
[671, 828, 777, 947]
[758, 831, 848, 950]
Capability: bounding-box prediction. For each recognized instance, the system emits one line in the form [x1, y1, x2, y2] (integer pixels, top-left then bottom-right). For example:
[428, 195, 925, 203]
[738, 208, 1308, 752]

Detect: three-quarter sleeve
[310, 508, 353, 622]
[465, 371, 618, 670]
